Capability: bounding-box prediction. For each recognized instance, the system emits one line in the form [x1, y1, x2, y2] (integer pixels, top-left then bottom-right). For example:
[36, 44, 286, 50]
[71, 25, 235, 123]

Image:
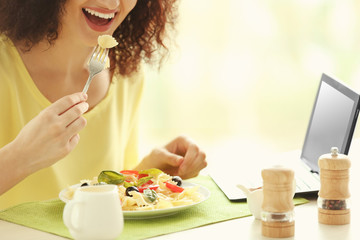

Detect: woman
[0, 0, 207, 209]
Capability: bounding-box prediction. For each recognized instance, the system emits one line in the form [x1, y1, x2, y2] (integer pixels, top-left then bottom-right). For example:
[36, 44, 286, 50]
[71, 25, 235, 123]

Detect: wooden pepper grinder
[318, 147, 351, 225]
[261, 167, 295, 238]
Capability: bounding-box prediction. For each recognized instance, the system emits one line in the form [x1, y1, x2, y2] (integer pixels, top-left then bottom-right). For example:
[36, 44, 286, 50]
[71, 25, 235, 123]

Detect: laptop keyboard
[295, 168, 320, 192]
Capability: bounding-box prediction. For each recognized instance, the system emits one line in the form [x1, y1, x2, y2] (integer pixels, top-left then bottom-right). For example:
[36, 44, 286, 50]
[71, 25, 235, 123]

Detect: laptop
[211, 73, 360, 201]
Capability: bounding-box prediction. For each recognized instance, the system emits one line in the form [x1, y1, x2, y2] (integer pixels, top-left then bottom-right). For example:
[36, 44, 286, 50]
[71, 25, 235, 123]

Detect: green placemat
[0, 175, 308, 239]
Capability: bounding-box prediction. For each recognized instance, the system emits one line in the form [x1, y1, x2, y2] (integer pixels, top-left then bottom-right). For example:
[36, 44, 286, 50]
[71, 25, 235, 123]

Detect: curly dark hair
[0, 0, 179, 76]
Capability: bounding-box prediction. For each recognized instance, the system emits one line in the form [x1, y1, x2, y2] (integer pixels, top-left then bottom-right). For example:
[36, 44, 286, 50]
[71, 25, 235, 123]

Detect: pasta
[96, 34, 118, 68]
[98, 35, 118, 48]
[66, 169, 204, 211]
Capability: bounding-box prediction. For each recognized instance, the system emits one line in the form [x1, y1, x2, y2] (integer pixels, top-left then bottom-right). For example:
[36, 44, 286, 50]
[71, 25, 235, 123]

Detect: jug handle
[236, 184, 251, 197]
[63, 200, 83, 232]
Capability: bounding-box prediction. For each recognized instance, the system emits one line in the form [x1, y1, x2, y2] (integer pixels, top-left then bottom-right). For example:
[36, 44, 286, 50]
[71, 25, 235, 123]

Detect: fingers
[68, 133, 80, 151]
[49, 92, 88, 115]
[166, 153, 184, 167]
[140, 135, 208, 179]
[153, 148, 184, 167]
[65, 116, 87, 138]
[165, 135, 189, 155]
[163, 136, 207, 179]
[61, 102, 89, 127]
[41, 92, 88, 143]
[178, 143, 207, 179]
[48, 92, 88, 132]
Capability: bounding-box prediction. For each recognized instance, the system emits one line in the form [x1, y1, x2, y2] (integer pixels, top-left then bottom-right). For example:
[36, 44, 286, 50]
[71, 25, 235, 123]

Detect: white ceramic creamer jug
[237, 179, 296, 220]
[63, 184, 123, 240]
[237, 184, 263, 220]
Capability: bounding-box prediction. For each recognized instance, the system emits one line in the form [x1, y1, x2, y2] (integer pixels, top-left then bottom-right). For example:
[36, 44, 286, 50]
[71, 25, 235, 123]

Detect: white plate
[59, 182, 210, 219]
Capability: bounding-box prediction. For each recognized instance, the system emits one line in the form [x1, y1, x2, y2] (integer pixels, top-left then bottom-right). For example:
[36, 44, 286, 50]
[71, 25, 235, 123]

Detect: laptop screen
[301, 74, 359, 173]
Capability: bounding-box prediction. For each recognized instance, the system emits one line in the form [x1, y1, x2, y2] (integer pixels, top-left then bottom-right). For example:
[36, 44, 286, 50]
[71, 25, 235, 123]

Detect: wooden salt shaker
[318, 147, 351, 225]
[261, 167, 295, 238]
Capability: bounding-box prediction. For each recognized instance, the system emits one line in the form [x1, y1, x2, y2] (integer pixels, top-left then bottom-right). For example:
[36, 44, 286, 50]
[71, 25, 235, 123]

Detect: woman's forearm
[0, 141, 30, 196]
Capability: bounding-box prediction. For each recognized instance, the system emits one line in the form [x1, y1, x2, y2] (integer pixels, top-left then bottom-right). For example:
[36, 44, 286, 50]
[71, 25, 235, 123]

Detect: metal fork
[82, 45, 109, 93]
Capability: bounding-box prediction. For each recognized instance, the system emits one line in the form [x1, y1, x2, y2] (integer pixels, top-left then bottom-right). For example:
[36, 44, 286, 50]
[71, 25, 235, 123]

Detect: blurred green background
[138, 0, 360, 158]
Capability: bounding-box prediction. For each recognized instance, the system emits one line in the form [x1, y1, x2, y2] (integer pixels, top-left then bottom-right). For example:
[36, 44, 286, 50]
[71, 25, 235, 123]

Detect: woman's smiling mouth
[82, 7, 117, 32]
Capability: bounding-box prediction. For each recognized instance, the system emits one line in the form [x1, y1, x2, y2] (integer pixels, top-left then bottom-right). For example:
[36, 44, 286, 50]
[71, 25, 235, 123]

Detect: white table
[1, 138, 359, 240]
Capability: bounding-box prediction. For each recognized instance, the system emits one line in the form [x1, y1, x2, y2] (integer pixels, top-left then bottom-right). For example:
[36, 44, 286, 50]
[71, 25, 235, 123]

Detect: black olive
[126, 186, 139, 196]
[80, 182, 89, 187]
[172, 176, 182, 186]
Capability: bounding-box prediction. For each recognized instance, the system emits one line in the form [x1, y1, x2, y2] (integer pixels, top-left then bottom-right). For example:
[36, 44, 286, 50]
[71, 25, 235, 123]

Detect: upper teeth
[84, 8, 115, 19]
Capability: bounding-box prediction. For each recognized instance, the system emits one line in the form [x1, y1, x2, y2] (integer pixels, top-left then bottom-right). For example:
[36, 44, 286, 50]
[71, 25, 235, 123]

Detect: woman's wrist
[0, 141, 32, 195]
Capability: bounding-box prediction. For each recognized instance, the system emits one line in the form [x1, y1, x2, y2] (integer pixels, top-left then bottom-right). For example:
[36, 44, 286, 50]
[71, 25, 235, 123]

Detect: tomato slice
[141, 178, 153, 185]
[120, 170, 139, 175]
[138, 173, 149, 179]
[138, 185, 159, 193]
[165, 182, 184, 193]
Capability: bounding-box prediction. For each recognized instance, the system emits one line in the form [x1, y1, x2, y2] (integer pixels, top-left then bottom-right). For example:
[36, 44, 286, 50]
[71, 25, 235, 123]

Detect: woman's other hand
[137, 136, 207, 179]
[11, 92, 88, 174]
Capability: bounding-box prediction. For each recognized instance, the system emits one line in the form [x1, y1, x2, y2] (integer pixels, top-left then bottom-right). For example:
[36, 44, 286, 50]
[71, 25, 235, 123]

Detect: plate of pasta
[59, 169, 210, 219]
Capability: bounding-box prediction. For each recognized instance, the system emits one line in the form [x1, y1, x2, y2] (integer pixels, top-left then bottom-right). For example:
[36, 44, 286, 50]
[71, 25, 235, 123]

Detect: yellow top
[0, 36, 144, 209]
